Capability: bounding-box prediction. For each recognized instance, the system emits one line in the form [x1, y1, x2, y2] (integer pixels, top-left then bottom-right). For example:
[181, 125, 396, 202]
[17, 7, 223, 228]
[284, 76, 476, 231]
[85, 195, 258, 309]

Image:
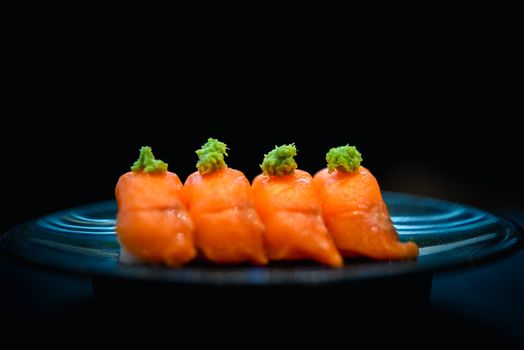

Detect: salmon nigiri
[251, 144, 343, 267]
[184, 138, 267, 265]
[115, 146, 196, 265]
[313, 145, 419, 260]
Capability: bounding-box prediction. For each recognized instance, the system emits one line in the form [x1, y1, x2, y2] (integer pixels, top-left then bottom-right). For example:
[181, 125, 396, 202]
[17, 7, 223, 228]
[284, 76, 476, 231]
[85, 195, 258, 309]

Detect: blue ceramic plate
[1, 192, 522, 285]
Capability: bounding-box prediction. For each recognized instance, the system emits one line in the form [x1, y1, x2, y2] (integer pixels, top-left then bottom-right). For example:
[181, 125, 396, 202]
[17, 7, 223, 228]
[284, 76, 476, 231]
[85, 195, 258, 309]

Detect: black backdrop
[3, 3, 521, 233]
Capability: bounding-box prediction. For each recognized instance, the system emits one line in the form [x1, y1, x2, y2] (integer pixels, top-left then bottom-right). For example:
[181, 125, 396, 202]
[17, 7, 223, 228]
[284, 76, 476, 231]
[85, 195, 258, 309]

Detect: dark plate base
[92, 271, 433, 315]
[91, 273, 433, 347]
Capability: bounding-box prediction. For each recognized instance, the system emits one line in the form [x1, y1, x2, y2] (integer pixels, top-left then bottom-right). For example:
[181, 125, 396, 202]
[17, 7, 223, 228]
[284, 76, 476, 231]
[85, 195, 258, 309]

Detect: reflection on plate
[1, 192, 522, 285]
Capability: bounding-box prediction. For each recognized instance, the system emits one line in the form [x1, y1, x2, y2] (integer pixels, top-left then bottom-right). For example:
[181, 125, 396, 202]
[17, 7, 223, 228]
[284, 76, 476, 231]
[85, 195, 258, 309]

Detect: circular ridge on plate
[36, 201, 116, 235]
[33, 194, 497, 237]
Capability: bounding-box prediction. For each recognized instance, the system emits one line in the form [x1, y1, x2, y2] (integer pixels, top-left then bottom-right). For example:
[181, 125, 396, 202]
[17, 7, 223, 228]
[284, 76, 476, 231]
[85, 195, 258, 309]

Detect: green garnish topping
[326, 145, 362, 174]
[196, 138, 228, 174]
[260, 144, 297, 176]
[130, 146, 168, 173]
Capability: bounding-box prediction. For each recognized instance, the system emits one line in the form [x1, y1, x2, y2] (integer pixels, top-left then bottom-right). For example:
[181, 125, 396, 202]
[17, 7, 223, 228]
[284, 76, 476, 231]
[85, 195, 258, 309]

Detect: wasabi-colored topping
[326, 145, 362, 174]
[260, 144, 297, 176]
[131, 146, 168, 173]
[196, 138, 228, 174]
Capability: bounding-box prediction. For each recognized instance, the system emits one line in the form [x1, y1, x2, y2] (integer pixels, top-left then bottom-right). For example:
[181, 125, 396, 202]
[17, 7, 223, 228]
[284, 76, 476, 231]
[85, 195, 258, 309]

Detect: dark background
[4, 3, 521, 233]
[2, 3, 523, 347]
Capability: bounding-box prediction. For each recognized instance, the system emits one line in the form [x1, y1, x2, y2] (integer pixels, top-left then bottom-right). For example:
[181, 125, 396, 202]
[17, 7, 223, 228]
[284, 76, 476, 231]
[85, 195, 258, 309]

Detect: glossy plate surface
[1, 192, 522, 285]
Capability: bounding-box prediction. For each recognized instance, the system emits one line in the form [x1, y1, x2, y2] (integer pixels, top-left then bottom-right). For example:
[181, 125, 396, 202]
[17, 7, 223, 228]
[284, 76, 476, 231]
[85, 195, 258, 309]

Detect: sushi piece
[251, 144, 343, 267]
[115, 146, 196, 266]
[184, 138, 267, 265]
[313, 145, 419, 260]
